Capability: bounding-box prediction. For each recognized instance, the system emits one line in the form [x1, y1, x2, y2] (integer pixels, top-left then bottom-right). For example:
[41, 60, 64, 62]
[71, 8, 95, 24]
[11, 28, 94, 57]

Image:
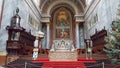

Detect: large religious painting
[53, 7, 72, 39]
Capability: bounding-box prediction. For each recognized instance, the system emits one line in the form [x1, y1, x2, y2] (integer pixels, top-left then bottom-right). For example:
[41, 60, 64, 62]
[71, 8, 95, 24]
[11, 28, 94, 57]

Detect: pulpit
[49, 40, 78, 61]
[6, 8, 36, 55]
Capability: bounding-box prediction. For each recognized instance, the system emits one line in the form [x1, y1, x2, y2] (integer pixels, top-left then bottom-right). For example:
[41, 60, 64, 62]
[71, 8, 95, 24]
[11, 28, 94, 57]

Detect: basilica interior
[0, 0, 120, 68]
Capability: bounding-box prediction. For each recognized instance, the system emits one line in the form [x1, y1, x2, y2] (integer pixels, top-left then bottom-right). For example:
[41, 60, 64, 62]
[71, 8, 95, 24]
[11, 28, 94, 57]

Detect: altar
[49, 40, 78, 61]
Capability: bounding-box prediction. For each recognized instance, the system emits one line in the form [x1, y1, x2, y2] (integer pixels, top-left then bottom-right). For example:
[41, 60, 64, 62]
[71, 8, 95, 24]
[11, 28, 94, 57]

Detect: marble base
[49, 50, 78, 61]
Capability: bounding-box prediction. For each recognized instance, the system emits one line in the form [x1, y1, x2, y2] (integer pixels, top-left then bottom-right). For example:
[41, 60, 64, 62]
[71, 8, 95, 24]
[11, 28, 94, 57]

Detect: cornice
[84, 0, 101, 20]
[24, 0, 41, 21]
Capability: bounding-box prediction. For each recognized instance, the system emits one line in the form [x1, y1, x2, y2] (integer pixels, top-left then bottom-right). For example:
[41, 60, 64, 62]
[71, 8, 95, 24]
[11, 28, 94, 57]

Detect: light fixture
[36, 30, 45, 38]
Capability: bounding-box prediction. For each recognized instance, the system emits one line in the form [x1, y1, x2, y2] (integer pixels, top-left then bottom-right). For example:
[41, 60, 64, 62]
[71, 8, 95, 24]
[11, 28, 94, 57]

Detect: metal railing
[3, 61, 120, 68]
[4, 62, 42, 68]
[86, 62, 120, 68]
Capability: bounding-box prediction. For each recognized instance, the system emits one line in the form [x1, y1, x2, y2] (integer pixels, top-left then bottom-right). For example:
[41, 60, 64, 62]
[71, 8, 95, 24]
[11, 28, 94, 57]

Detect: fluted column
[46, 23, 50, 49]
[75, 22, 80, 49]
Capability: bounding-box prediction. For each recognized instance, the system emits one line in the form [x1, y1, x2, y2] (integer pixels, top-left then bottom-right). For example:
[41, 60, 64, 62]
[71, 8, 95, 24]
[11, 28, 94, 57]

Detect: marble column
[79, 27, 85, 49]
[75, 22, 80, 49]
[46, 23, 50, 49]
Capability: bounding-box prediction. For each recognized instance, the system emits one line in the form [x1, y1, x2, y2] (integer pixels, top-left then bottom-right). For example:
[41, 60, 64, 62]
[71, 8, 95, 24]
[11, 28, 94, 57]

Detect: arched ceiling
[40, 0, 86, 15]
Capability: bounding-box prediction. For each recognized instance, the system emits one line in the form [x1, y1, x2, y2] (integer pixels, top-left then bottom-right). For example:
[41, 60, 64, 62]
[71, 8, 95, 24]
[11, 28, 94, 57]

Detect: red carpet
[78, 58, 96, 62]
[42, 62, 86, 68]
[32, 58, 96, 68]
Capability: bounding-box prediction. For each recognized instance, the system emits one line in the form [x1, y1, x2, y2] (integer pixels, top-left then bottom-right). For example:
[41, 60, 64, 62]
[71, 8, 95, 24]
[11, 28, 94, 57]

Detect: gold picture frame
[28, 15, 39, 30]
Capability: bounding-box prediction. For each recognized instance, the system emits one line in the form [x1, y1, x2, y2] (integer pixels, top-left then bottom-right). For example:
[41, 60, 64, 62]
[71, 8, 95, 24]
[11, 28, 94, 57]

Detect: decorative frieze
[75, 15, 84, 22]
[41, 14, 51, 22]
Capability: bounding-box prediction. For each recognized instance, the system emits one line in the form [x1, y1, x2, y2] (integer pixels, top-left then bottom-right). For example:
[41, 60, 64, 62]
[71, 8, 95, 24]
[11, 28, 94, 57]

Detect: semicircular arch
[42, 0, 84, 15]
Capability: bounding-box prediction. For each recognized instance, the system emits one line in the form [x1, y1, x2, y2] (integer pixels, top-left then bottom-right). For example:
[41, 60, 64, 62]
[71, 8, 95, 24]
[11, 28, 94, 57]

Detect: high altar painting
[54, 7, 72, 39]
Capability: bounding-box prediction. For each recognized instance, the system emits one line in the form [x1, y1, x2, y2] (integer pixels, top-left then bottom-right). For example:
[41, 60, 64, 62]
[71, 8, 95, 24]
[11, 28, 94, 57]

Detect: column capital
[76, 22, 80, 26]
[74, 15, 84, 22]
[41, 14, 51, 22]
[76, 22, 80, 23]
[46, 22, 50, 26]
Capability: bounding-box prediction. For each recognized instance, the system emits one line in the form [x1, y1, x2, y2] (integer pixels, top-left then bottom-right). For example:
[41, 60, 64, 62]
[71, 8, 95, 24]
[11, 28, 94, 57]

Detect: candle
[90, 41, 93, 47]
[16, 17, 19, 24]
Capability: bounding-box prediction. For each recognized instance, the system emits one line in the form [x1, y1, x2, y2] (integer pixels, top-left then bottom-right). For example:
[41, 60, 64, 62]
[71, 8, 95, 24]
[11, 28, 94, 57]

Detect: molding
[43, 0, 79, 15]
[40, 0, 48, 10]
[41, 0, 85, 11]
[40, 12, 85, 23]
[40, 0, 86, 22]
[78, 0, 85, 11]
[40, 14, 51, 22]
[0, 0, 4, 28]
[41, 17, 50, 23]
[84, 0, 101, 20]
[24, 0, 41, 21]
[31, 0, 41, 17]
[0, 51, 7, 56]
[41, 14, 51, 17]
[74, 15, 85, 22]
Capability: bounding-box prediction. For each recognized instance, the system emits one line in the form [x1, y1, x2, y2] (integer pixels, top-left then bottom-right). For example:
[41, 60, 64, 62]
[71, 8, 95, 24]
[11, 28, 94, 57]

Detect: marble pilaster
[46, 22, 50, 49]
[75, 22, 80, 49]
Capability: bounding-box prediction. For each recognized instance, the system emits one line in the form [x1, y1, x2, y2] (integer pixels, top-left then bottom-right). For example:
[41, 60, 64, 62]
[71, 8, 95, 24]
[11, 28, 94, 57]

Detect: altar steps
[32, 58, 96, 68]
[42, 62, 86, 68]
